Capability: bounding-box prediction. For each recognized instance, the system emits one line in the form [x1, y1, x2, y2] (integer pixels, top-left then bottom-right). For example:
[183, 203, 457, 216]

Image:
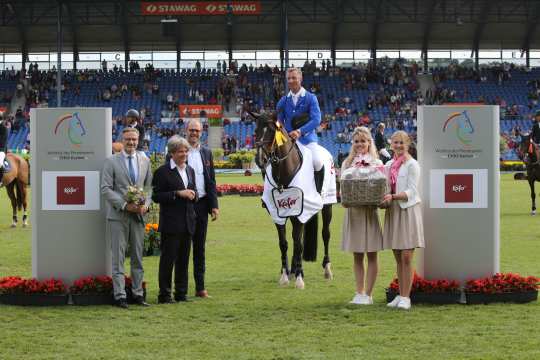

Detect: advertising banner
[178, 104, 222, 118]
[30, 108, 112, 284]
[417, 105, 500, 283]
[141, 1, 261, 15]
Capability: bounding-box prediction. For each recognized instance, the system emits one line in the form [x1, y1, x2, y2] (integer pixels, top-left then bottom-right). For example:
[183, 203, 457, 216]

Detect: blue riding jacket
[276, 88, 321, 145]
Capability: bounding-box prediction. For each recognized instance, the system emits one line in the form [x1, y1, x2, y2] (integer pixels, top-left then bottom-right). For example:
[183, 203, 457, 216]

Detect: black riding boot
[314, 166, 325, 194]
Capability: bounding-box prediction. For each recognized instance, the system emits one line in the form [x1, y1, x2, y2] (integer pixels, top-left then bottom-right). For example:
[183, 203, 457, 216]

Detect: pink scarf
[390, 155, 407, 193]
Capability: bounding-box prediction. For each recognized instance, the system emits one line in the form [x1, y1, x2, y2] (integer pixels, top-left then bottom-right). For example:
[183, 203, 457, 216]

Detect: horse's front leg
[321, 204, 333, 279]
[6, 183, 17, 227]
[275, 223, 290, 286]
[531, 179, 536, 215]
[290, 217, 305, 289]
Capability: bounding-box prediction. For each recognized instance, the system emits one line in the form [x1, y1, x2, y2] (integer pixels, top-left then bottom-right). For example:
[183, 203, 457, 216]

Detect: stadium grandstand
[1, 0, 540, 163]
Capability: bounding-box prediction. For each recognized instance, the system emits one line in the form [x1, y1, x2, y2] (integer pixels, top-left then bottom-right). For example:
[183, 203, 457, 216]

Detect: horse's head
[251, 111, 280, 153]
[70, 112, 86, 140]
[518, 135, 535, 164]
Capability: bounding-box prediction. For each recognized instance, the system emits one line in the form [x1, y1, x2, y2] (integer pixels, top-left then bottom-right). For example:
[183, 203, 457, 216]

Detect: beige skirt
[341, 206, 383, 253]
[383, 201, 425, 250]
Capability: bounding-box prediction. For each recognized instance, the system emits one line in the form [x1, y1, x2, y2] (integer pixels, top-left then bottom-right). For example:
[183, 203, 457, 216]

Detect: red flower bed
[217, 183, 263, 195]
[388, 273, 460, 293]
[0, 276, 66, 295]
[465, 273, 539, 294]
[70, 276, 113, 295]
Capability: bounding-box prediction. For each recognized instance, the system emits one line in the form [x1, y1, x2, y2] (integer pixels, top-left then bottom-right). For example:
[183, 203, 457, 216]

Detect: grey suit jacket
[101, 151, 153, 222]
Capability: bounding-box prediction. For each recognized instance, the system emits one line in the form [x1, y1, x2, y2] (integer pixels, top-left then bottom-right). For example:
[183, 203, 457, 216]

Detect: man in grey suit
[101, 127, 152, 308]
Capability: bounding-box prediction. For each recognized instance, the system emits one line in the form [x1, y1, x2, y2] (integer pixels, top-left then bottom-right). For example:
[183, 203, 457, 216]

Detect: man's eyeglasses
[189, 129, 201, 133]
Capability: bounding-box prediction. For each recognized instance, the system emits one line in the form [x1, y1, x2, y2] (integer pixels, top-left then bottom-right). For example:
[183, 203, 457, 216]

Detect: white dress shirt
[287, 87, 306, 107]
[122, 150, 139, 183]
[170, 158, 188, 187]
[188, 145, 206, 198]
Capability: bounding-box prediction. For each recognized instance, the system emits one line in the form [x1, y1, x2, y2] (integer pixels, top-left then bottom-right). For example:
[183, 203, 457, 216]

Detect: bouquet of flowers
[124, 185, 146, 206]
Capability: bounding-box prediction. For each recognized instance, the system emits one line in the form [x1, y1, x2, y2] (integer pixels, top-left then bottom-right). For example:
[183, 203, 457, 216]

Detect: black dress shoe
[133, 295, 150, 307]
[174, 295, 189, 302]
[114, 298, 129, 309]
[158, 296, 175, 304]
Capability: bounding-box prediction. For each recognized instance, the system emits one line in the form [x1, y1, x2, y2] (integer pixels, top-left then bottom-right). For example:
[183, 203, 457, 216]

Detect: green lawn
[0, 174, 538, 360]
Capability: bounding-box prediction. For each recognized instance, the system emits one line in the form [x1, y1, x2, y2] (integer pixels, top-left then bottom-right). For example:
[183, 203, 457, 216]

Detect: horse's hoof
[324, 263, 333, 280]
[10, 223, 16, 228]
[279, 270, 290, 286]
[295, 276, 305, 290]
[22, 223, 28, 228]
[532, 211, 536, 216]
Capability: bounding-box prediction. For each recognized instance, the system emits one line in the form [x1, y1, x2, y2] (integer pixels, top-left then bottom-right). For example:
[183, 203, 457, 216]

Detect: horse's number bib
[271, 187, 304, 218]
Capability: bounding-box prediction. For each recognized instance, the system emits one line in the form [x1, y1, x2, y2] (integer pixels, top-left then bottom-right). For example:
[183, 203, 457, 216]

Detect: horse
[253, 111, 335, 289]
[518, 136, 540, 215]
[0, 153, 29, 227]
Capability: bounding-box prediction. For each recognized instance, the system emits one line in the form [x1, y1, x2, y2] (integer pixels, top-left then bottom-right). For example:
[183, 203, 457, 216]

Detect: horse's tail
[302, 213, 318, 262]
[15, 180, 23, 211]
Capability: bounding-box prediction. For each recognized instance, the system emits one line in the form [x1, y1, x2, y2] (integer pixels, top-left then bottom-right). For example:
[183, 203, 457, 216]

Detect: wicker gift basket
[340, 165, 387, 207]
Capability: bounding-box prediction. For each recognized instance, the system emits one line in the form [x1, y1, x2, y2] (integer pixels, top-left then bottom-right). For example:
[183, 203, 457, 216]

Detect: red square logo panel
[57, 176, 85, 205]
[445, 174, 473, 203]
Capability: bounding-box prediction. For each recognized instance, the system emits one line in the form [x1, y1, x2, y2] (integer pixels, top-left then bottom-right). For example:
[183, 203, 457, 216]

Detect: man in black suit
[531, 111, 540, 163]
[152, 136, 197, 303]
[185, 119, 219, 298]
[0, 116, 8, 180]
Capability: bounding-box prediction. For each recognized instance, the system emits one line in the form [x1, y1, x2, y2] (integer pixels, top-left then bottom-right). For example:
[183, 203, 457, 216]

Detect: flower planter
[465, 291, 538, 305]
[386, 289, 461, 305]
[0, 293, 68, 306]
[238, 192, 260, 197]
[71, 293, 114, 306]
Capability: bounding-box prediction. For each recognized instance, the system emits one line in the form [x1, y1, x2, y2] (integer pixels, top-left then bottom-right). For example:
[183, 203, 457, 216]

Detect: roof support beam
[421, 0, 437, 71]
[471, 0, 492, 60]
[6, 2, 28, 69]
[370, 0, 384, 63]
[119, 0, 130, 70]
[331, 0, 345, 68]
[227, 2, 233, 67]
[63, 1, 79, 70]
[521, 1, 540, 58]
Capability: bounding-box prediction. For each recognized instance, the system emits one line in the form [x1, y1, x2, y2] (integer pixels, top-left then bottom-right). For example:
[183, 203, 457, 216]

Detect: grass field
[0, 173, 538, 360]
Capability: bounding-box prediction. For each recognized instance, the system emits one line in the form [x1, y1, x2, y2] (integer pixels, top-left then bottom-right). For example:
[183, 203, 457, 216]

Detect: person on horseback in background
[0, 115, 8, 180]
[125, 109, 145, 151]
[276, 67, 324, 188]
[530, 110, 540, 164]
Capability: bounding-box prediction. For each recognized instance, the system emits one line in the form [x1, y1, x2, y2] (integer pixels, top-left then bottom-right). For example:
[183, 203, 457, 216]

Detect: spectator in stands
[375, 123, 390, 163]
[102, 59, 107, 71]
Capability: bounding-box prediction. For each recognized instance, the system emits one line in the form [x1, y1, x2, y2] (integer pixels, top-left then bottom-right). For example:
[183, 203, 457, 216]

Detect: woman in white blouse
[380, 131, 424, 310]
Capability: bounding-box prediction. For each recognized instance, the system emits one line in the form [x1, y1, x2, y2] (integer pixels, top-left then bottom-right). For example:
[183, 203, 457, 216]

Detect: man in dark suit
[531, 111, 540, 163]
[152, 135, 198, 303]
[185, 119, 219, 298]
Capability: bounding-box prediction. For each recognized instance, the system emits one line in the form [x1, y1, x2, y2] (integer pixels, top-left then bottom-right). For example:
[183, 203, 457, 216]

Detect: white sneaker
[387, 295, 401, 307]
[349, 293, 373, 305]
[396, 297, 411, 310]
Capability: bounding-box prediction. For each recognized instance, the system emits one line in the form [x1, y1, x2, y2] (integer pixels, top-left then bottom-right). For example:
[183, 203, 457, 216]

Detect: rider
[276, 67, 324, 183]
[531, 110, 540, 164]
[0, 115, 8, 179]
[125, 109, 145, 151]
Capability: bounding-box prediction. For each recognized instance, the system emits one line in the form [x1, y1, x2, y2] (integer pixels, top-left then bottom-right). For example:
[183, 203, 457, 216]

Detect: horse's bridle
[255, 120, 297, 166]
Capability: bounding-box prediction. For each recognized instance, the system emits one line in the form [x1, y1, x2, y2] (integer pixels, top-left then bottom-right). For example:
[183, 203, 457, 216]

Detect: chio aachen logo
[443, 110, 475, 148]
[54, 112, 87, 148]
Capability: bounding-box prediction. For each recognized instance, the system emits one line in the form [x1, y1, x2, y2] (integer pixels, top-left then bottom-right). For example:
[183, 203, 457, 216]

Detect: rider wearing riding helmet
[531, 110, 540, 163]
[125, 109, 145, 151]
[276, 68, 324, 186]
[0, 115, 8, 176]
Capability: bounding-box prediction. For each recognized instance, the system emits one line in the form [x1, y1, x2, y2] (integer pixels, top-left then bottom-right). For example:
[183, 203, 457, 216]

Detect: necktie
[128, 155, 136, 184]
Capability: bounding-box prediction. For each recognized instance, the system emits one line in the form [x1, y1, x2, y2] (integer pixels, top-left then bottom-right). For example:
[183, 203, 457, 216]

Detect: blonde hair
[286, 67, 302, 79]
[342, 126, 379, 169]
[390, 130, 411, 147]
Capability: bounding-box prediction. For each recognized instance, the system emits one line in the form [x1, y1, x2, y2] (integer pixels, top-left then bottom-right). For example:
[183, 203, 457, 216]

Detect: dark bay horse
[518, 137, 540, 215]
[1, 153, 29, 227]
[253, 112, 334, 288]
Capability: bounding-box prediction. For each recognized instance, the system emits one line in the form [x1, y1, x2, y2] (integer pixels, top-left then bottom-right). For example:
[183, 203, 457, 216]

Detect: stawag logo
[443, 110, 475, 149]
[54, 112, 87, 148]
[277, 197, 298, 209]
